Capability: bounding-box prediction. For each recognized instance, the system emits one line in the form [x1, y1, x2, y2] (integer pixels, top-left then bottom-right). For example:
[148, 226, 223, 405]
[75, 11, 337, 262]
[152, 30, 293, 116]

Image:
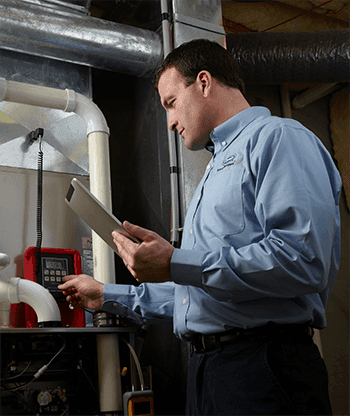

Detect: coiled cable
[34, 129, 44, 280]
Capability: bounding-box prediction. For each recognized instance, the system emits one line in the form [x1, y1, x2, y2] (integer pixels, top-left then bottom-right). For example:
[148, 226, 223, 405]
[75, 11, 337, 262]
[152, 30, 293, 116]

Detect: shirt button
[190, 229, 193, 234]
[182, 299, 187, 305]
[222, 141, 226, 146]
[206, 164, 211, 170]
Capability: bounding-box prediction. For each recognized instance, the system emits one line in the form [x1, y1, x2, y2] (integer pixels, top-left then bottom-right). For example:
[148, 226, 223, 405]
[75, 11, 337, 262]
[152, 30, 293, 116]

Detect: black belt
[190, 323, 313, 353]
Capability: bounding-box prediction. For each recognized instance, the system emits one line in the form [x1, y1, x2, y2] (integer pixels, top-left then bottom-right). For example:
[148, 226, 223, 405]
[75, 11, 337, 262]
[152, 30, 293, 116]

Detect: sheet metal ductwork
[0, 0, 163, 78]
[0, 1, 348, 83]
[227, 29, 349, 84]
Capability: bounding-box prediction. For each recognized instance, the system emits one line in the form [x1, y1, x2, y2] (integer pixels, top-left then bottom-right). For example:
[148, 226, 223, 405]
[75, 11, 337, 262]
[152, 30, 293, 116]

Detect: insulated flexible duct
[227, 29, 349, 84]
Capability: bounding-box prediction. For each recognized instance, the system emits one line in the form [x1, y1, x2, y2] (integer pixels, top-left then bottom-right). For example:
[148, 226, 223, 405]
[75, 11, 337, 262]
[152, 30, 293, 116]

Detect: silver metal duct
[0, 0, 163, 78]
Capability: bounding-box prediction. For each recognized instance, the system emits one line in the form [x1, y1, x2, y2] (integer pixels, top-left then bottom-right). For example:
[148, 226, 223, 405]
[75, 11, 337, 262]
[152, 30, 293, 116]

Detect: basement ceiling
[89, 1, 349, 32]
[278, 0, 349, 21]
[222, 0, 349, 33]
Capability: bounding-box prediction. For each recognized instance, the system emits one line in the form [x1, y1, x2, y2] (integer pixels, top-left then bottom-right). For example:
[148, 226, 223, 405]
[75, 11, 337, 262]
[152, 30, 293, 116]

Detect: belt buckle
[201, 335, 216, 351]
[191, 339, 201, 353]
[201, 335, 206, 351]
[191, 335, 216, 353]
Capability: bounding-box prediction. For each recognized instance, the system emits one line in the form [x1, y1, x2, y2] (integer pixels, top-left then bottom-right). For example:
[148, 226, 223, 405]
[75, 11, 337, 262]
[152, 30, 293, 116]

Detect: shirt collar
[206, 106, 271, 154]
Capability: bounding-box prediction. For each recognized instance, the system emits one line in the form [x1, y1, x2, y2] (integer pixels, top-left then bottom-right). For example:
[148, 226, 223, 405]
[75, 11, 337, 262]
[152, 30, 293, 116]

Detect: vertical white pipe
[0, 301, 11, 327]
[88, 131, 122, 412]
[97, 333, 123, 412]
[87, 131, 115, 285]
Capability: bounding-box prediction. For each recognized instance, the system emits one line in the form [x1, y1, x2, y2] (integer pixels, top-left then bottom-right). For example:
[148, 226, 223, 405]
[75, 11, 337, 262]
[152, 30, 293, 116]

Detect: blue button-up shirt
[103, 107, 342, 340]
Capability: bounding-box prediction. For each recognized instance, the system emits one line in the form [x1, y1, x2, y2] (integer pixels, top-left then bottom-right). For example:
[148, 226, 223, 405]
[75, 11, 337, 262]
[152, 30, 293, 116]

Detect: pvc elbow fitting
[7, 278, 61, 326]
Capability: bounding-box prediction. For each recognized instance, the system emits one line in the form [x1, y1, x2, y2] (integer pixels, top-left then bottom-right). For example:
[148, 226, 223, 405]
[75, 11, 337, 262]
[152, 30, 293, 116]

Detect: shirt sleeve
[171, 124, 342, 303]
[101, 281, 175, 325]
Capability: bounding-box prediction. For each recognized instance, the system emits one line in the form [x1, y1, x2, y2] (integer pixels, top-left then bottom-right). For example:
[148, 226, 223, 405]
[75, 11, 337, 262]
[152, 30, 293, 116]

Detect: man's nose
[168, 115, 177, 131]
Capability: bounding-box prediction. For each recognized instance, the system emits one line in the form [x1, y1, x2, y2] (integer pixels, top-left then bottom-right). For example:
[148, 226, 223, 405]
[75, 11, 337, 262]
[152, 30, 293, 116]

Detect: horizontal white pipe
[0, 79, 70, 110]
[292, 83, 338, 110]
[0, 277, 61, 324]
[0, 78, 109, 136]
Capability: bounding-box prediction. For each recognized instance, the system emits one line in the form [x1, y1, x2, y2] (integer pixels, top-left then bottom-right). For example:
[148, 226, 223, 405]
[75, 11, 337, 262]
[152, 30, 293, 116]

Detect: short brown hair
[154, 38, 245, 94]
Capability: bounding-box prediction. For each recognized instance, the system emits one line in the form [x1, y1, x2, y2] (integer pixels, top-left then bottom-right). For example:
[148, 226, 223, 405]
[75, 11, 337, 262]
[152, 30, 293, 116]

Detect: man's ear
[197, 71, 211, 97]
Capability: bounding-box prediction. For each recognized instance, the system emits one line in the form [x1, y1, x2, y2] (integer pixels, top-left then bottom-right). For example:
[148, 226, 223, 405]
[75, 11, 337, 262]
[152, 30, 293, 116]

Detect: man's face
[158, 67, 213, 151]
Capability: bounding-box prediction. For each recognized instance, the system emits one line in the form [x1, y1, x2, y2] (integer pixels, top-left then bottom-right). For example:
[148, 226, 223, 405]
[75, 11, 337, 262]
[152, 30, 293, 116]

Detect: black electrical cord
[34, 128, 44, 281]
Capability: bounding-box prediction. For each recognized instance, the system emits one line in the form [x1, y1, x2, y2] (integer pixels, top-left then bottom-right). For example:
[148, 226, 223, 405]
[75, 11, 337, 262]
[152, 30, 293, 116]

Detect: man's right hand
[58, 274, 104, 311]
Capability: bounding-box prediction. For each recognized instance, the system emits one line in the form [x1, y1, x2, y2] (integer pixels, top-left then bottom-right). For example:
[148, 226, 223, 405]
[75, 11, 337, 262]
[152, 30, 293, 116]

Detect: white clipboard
[65, 178, 140, 256]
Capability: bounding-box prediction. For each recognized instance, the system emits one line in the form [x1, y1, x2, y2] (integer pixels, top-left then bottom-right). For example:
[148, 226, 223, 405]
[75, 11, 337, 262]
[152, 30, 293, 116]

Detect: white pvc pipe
[88, 131, 115, 285]
[97, 333, 123, 412]
[292, 83, 338, 110]
[0, 78, 109, 135]
[87, 130, 120, 411]
[0, 301, 11, 327]
[0, 79, 71, 111]
[0, 277, 61, 324]
[0, 254, 13, 327]
[74, 93, 110, 136]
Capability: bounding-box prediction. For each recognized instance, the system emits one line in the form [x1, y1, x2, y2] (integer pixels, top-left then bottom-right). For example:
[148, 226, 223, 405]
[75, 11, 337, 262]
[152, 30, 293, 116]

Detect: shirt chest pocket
[200, 165, 245, 237]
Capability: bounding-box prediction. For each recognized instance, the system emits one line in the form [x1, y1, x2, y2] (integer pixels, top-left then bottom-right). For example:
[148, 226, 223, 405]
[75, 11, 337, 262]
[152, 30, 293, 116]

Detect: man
[59, 39, 342, 415]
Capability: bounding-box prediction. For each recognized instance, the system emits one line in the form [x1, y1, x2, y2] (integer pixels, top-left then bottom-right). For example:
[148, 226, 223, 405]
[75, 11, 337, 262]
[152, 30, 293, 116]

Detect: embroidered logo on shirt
[217, 155, 243, 171]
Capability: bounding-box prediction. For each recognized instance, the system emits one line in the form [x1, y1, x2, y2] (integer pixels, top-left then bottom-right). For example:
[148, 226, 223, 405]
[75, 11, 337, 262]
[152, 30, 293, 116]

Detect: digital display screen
[133, 400, 152, 416]
[44, 258, 66, 270]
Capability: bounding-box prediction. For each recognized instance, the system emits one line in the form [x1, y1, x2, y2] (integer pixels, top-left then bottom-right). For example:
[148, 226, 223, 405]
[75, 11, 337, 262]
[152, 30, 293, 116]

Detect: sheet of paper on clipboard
[65, 178, 140, 257]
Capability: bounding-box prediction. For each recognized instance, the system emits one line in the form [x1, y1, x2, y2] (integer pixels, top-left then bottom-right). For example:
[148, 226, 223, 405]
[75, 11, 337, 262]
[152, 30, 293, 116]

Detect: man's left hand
[112, 221, 175, 283]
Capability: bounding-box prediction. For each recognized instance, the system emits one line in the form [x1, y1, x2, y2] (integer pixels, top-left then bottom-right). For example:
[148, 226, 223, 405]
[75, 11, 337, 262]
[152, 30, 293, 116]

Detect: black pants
[186, 334, 332, 415]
